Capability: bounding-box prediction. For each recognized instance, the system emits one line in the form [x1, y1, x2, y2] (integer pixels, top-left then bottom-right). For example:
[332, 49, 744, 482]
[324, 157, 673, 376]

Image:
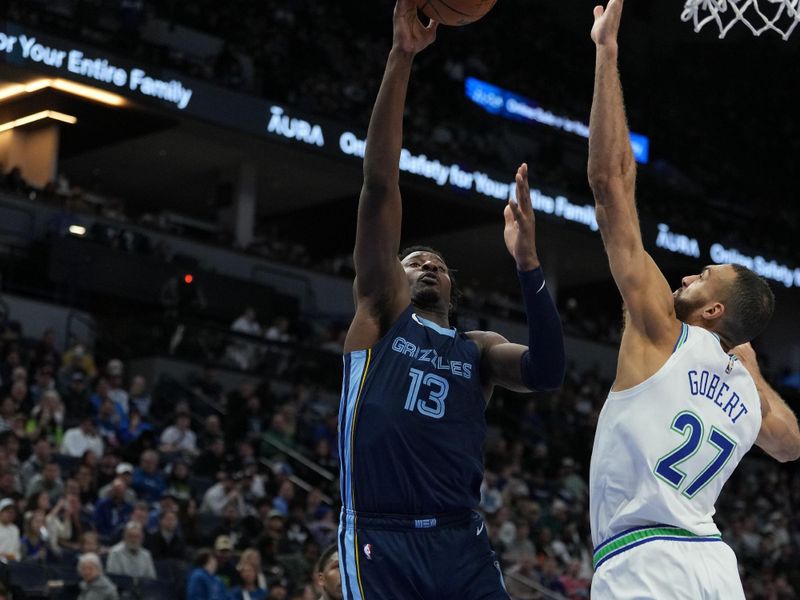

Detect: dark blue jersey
[339, 305, 487, 515]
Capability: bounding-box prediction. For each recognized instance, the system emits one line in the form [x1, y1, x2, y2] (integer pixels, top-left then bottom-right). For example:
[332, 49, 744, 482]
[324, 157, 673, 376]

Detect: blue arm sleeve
[517, 267, 566, 391]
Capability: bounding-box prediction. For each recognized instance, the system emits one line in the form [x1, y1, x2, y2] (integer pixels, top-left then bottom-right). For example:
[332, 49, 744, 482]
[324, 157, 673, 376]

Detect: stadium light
[0, 78, 126, 106]
[0, 110, 78, 133]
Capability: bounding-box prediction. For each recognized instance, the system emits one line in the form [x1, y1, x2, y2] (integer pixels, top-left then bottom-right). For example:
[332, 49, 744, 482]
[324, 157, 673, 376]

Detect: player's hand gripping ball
[416, 0, 498, 26]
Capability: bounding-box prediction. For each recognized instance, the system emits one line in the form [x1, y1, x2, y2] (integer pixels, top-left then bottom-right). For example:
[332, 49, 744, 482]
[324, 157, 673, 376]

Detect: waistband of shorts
[593, 524, 723, 570]
[340, 507, 475, 530]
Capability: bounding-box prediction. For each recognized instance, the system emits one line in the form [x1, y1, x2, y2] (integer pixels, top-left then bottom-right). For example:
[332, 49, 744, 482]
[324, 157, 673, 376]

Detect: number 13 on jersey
[405, 368, 449, 419]
[654, 411, 737, 499]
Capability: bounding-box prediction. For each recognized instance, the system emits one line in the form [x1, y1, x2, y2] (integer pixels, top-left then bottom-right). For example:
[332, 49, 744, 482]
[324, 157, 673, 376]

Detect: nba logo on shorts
[363, 544, 373, 560]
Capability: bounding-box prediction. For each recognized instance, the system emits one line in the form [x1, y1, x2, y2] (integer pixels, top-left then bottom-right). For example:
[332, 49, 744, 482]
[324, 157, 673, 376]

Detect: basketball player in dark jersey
[337, 2, 566, 598]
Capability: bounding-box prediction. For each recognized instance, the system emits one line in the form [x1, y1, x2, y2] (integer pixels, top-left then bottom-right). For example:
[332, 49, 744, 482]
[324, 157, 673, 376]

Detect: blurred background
[0, 0, 797, 598]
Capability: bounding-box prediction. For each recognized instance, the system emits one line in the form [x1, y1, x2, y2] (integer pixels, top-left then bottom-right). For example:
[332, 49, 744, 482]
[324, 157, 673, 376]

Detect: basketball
[417, 0, 498, 26]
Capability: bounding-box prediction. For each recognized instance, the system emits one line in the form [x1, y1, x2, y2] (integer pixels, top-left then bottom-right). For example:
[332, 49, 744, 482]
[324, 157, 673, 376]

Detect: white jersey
[590, 323, 761, 554]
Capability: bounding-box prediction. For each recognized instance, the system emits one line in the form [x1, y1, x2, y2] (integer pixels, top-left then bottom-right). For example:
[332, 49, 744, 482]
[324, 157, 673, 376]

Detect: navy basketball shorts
[338, 508, 509, 600]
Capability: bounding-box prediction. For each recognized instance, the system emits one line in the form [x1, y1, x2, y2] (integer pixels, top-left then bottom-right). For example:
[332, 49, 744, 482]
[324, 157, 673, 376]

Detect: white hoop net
[682, 0, 800, 39]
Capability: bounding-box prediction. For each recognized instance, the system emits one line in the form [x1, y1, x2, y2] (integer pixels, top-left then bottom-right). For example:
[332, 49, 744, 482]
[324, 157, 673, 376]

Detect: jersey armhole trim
[608, 323, 693, 401]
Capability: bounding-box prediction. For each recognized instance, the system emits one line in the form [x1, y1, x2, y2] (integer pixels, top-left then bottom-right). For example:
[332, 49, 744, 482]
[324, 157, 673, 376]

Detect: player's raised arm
[472, 163, 565, 394]
[352, 1, 438, 314]
[733, 344, 800, 463]
[587, 0, 678, 346]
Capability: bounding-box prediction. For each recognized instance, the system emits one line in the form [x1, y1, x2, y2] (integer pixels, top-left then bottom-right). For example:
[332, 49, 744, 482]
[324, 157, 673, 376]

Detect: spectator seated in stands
[211, 502, 246, 550]
[77, 552, 119, 600]
[29, 364, 56, 405]
[132, 450, 166, 504]
[20, 438, 51, 492]
[21, 508, 53, 561]
[31, 328, 61, 373]
[93, 478, 133, 541]
[0, 498, 20, 561]
[26, 389, 65, 442]
[228, 557, 267, 600]
[200, 471, 246, 516]
[226, 307, 263, 370]
[99, 463, 137, 504]
[159, 412, 198, 459]
[59, 342, 98, 387]
[0, 470, 16, 500]
[105, 359, 130, 414]
[59, 370, 91, 420]
[46, 492, 84, 555]
[61, 415, 104, 457]
[95, 397, 126, 449]
[194, 436, 228, 479]
[271, 480, 294, 518]
[164, 459, 192, 504]
[128, 375, 152, 418]
[225, 394, 264, 445]
[187, 547, 227, 600]
[118, 406, 153, 446]
[199, 414, 224, 449]
[0, 397, 19, 433]
[260, 413, 296, 459]
[25, 459, 64, 504]
[212, 534, 238, 587]
[106, 521, 157, 579]
[79, 531, 102, 557]
[145, 508, 186, 560]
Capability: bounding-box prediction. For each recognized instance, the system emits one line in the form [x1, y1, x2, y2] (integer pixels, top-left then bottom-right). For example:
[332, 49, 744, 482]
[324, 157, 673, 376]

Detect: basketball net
[682, 0, 800, 39]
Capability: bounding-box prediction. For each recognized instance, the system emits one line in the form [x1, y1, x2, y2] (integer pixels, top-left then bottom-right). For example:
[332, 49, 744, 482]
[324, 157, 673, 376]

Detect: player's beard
[674, 291, 703, 323]
[412, 283, 442, 310]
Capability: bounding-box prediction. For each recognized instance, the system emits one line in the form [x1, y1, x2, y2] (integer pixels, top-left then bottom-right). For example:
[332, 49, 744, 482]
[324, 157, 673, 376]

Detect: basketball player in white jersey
[587, 0, 800, 597]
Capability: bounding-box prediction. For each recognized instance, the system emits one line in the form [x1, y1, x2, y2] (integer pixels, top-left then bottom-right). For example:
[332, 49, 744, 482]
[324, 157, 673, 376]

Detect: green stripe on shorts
[593, 527, 721, 568]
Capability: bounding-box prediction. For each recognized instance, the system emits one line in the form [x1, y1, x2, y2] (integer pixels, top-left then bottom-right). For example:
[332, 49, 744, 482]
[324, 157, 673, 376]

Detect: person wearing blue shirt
[187, 548, 227, 600]
[226, 561, 267, 600]
[131, 450, 166, 504]
[93, 479, 133, 541]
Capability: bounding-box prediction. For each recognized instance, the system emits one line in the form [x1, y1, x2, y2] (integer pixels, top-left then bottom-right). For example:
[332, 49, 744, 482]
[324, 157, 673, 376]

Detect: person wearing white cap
[0, 498, 20, 561]
[97, 464, 137, 505]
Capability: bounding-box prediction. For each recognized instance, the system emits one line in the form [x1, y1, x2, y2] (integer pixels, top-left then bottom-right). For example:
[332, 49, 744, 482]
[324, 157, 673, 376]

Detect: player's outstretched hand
[591, 0, 624, 47]
[393, 0, 438, 55]
[504, 163, 540, 271]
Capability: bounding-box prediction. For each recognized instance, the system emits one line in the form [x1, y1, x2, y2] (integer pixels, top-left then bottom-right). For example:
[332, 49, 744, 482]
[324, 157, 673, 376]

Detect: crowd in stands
[0, 286, 796, 599]
[0, 308, 347, 599]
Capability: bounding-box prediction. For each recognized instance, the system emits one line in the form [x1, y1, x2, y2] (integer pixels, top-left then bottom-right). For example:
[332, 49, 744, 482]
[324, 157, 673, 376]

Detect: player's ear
[702, 301, 725, 322]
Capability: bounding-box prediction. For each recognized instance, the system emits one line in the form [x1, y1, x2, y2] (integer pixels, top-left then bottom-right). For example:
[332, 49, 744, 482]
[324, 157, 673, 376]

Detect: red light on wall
[184, 274, 194, 284]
